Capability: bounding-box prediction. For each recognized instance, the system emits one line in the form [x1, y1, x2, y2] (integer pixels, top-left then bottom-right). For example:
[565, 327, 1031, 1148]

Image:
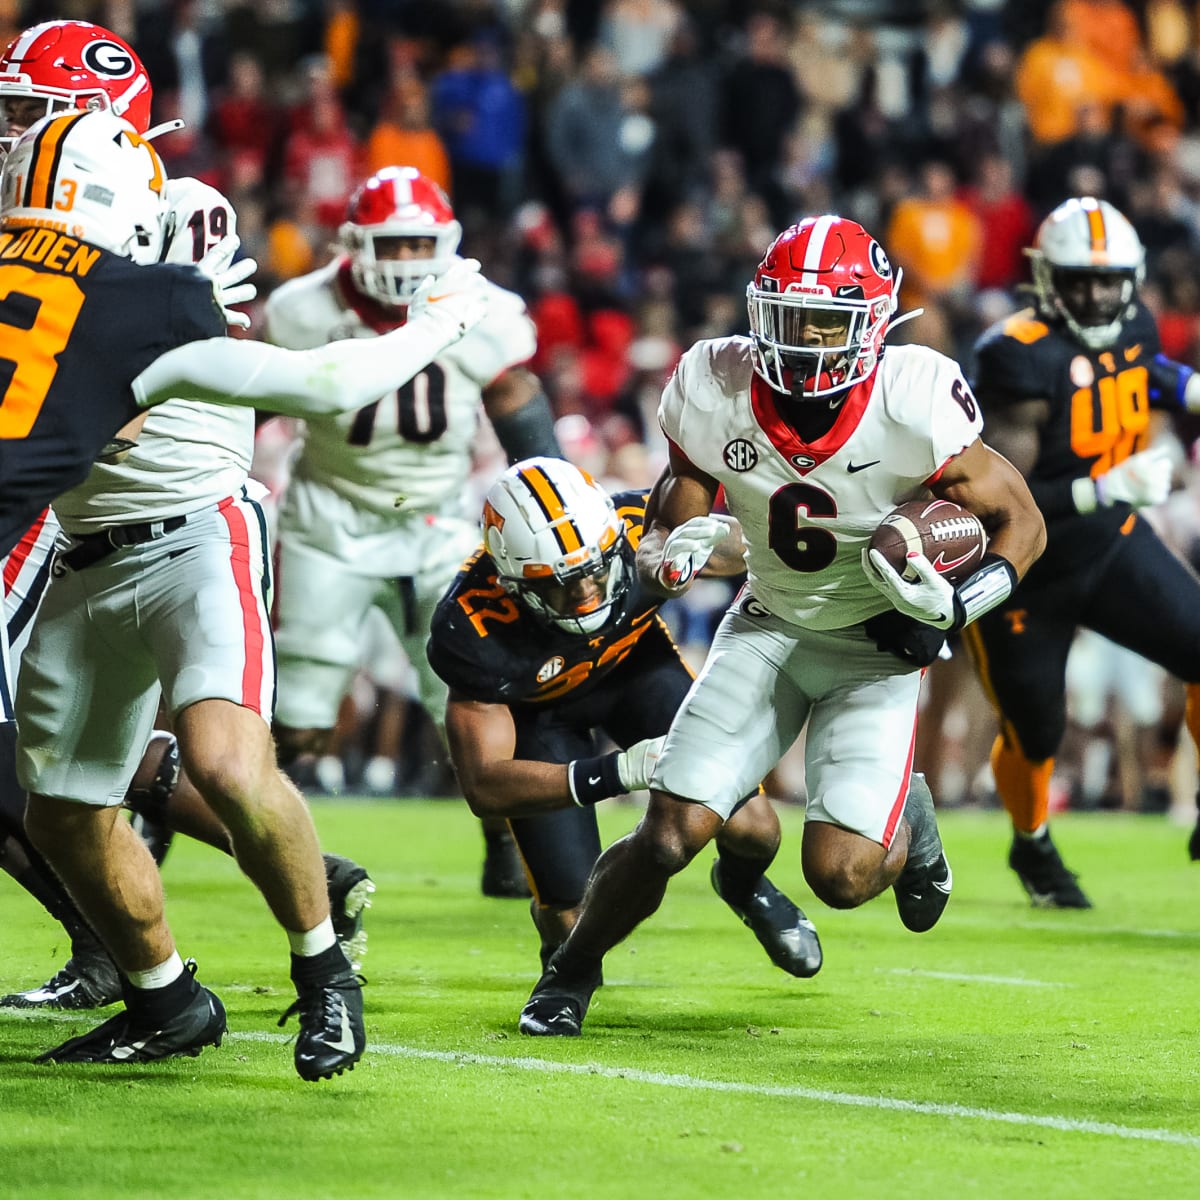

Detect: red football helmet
[339, 166, 462, 306]
[0, 21, 153, 152]
[747, 216, 898, 400]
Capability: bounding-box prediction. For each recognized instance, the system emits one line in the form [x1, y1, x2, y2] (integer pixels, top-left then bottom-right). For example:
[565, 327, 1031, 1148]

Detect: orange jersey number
[0, 265, 86, 439]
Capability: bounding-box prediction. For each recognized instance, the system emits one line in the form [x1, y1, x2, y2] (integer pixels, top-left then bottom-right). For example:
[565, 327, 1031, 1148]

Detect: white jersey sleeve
[51, 179, 254, 531]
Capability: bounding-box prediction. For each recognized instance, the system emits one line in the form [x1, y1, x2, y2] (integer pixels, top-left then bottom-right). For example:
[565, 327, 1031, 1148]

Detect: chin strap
[143, 118, 186, 142]
[886, 307, 925, 335]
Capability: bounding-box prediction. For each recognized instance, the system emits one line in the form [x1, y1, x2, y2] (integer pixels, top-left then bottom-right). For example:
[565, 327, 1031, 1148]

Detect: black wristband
[491, 392, 562, 463]
[568, 751, 624, 806]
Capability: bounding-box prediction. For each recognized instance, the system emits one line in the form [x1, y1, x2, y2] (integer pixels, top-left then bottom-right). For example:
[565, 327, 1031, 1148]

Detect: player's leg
[1082, 518, 1200, 860]
[148, 497, 364, 1079]
[14, 567, 225, 1063]
[608, 623, 821, 977]
[964, 580, 1089, 908]
[798, 636, 950, 932]
[519, 606, 805, 1036]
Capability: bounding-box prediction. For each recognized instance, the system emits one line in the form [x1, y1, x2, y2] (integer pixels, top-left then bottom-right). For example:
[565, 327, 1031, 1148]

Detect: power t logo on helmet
[0, 21, 153, 152]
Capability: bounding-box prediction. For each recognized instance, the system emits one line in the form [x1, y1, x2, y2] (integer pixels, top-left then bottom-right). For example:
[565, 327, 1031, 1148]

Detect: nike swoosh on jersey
[846, 460, 880, 473]
[1124, 343, 1142, 362]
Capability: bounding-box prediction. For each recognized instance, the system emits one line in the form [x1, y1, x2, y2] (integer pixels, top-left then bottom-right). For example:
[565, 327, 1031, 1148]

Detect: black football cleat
[481, 830, 532, 899]
[36, 965, 225, 1064]
[1009, 830, 1092, 909]
[1189, 820, 1200, 863]
[893, 773, 953, 932]
[711, 861, 822, 977]
[518, 954, 602, 1037]
[323, 853, 375, 972]
[280, 967, 365, 1081]
[2, 947, 122, 1010]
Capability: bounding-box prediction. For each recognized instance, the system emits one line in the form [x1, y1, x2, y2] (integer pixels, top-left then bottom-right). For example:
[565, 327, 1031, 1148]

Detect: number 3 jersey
[265, 256, 537, 534]
[660, 336, 982, 631]
[427, 491, 666, 707]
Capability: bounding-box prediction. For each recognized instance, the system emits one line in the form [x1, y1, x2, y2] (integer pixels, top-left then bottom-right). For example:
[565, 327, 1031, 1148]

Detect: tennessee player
[967, 196, 1200, 907]
[518, 216, 1046, 1037]
[265, 166, 562, 899]
[427, 457, 822, 980]
[0, 108, 488, 1074]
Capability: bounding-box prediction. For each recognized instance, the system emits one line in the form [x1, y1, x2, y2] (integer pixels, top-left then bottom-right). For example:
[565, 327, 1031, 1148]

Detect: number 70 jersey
[264, 258, 537, 519]
[659, 336, 984, 631]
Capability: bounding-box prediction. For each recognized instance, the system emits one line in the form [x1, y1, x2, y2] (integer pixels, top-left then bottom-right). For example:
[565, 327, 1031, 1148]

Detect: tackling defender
[427, 457, 823, 979]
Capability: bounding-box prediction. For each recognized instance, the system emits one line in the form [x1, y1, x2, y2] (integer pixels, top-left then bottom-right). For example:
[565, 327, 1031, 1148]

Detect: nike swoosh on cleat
[847, 460, 880, 473]
[109, 1035, 159, 1061]
[329, 1003, 357, 1054]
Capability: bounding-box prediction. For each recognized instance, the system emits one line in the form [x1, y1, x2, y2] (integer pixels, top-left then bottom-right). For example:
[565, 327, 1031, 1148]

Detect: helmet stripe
[1086, 204, 1107, 255]
[4, 24, 45, 64]
[801, 213, 837, 288]
[518, 466, 583, 554]
[24, 109, 86, 209]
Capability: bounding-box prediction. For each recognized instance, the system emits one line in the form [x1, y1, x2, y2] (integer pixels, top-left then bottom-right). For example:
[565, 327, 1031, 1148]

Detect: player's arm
[931, 437, 1046, 579]
[637, 444, 728, 598]
[481, 367, 563, 462]
[446, 692, 662, 817]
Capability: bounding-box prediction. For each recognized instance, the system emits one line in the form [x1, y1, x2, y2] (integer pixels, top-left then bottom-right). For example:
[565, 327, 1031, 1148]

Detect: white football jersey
[660, 337, 984, 630]
[265, 258, 537, 520]
[51, 178, 254, 532]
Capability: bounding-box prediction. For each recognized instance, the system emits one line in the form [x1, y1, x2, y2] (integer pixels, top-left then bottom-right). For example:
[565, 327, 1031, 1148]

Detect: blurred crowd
[13, 0, 1200, 811]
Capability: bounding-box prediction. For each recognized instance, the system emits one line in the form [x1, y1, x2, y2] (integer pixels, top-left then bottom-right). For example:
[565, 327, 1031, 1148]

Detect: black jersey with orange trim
[0, 229, 224, 556]
[972, 301, 1162, 568]
[427, 489, 669, 706]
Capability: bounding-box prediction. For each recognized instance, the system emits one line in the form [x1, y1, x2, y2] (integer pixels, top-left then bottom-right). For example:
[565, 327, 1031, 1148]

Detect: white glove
[407, 258, 490, 342]
[196, 234, 257, 330]
[1094, 445, 1173, 508]
[863, 547, 958, 630]
[657, 514, 737, 590]
[616, 735, 666, 792]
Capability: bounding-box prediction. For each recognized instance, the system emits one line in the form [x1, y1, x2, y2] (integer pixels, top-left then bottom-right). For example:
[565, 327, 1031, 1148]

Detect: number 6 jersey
[659, 336, 983, 631]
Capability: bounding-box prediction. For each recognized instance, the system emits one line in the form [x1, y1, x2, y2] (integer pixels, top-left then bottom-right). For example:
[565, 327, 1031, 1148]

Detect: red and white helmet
[338, 166, 462, 306]
[0, 22, 153, 152]
[746, 216, 898, 400]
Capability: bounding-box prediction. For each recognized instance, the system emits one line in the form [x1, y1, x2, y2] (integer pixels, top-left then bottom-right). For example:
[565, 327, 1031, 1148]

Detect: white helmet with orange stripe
[0, 108, 167, 263]
[1028, 196, 1145, 351]
[483, 456, 629, 635]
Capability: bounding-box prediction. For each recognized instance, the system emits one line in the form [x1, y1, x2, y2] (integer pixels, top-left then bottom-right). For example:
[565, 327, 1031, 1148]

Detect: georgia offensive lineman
[519, 215, 1046, 1037]
[264, 166, 561, 895]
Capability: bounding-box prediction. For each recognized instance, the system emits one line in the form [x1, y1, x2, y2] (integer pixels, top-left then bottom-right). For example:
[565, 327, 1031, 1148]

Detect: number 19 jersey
[659, 337, 983, 630]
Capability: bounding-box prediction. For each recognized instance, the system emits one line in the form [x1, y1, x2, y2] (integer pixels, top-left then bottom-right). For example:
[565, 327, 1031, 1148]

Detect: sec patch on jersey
[869, 499, 987, 584]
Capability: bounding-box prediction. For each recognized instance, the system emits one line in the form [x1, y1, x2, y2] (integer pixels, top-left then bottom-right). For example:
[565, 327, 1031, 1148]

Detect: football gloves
[407, 258, 490, 341]
[196, 235, 257, 330]
[1093, 444, 1173, 509]
[657, 515, 737, 590]
[863, 548, 957, 630]
[863, 609, 948, 669]
[616, 735, 666, 792]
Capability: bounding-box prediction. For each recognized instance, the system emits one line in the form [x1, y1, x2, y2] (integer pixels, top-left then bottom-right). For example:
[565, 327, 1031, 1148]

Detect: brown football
[868, 499, 988, 584]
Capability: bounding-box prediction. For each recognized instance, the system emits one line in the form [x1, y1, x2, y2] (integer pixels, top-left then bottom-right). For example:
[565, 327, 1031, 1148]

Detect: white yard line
[228, 1030, 1200, 1147]
[882, 968, 1068, 987]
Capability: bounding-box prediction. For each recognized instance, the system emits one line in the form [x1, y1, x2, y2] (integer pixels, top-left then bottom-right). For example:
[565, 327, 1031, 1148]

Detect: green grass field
[2, 800, 1199, 1199]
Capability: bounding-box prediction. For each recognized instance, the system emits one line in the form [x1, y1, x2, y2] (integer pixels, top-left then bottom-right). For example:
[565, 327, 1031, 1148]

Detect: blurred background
[14, 0, 1200, 816]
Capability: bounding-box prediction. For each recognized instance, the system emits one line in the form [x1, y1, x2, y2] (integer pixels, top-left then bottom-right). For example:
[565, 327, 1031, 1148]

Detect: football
[868, 499, 988, 584]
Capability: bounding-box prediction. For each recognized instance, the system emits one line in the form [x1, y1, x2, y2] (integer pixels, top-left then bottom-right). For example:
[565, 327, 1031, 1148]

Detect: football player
[264, 167, 563, 899]
[0, 20, 369, 1015]
[428, 457, 823, 979]
[0, 108, 488, 1076]
[966, 196, 1200, 907]
[518, 215, 1046, 1037]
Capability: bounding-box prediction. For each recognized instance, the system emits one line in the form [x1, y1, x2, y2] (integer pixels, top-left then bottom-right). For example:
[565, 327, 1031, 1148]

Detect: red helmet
[338, 166, 462, 306]
[0, 21, 153, 151]
[746, 216, 898, 400]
